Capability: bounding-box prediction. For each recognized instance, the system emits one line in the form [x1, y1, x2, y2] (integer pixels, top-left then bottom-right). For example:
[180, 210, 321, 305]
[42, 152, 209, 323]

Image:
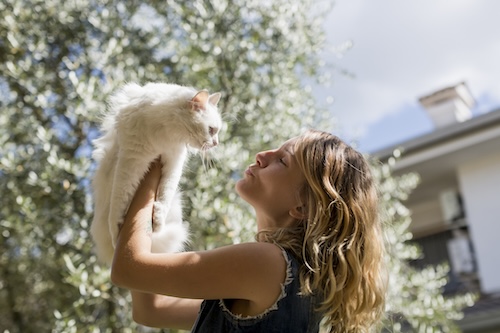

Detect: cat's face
[188, 91, 222, 150]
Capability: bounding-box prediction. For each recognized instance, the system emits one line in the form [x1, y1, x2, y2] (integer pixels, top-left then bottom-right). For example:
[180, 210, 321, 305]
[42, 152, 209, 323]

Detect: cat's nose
[212, 138, 218, 146]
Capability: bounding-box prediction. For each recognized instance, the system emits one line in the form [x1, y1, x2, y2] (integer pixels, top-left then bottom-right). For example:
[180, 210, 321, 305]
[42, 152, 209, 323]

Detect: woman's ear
[289, 205, 307, 219]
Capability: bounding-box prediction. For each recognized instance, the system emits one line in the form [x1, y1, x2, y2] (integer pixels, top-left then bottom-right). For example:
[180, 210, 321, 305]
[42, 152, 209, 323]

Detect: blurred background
[1, 0, 498, 332]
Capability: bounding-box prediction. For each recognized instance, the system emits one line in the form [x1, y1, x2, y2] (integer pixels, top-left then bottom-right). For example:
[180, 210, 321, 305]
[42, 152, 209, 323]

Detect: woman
[111, 129, 387, 332]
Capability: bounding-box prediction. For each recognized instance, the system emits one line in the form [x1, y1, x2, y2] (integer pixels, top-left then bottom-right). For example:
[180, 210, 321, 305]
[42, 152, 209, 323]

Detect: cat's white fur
[90, 82, 222, 264]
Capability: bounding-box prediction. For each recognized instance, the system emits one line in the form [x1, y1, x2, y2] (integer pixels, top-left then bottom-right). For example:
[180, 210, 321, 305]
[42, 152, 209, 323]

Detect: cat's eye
[209, 126, 217, 136]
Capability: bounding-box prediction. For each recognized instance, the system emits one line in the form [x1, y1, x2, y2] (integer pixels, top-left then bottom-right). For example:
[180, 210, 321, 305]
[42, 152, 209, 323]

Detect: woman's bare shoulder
[201, 241, 287, 284]
[217, 241, 285, 258]
[207, 242, 287, 315]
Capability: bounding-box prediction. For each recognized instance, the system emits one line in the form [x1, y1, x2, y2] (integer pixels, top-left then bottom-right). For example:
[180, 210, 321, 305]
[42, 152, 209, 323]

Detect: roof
[373, 108, 500, 161]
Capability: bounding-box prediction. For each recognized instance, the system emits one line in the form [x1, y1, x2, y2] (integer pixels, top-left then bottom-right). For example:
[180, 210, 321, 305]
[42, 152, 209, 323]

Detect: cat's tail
[90, 224, 115, 265]
[90, 144, 117, 265]
[91, 132, 117, 163]
[90, 203, 115, 265]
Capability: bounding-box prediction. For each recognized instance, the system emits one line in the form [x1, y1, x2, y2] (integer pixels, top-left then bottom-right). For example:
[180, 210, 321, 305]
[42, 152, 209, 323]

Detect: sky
[315, 0, 500, 153]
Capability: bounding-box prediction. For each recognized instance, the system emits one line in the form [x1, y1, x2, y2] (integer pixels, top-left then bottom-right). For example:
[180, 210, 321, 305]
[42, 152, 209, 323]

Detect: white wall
[409, 199, 445, 236]
[458, 152, 500, 294]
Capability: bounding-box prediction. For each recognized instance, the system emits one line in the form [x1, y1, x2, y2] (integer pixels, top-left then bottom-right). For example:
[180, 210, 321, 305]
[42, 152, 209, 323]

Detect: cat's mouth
[201, 142, 215, 151]
[200, 140, 218, 150]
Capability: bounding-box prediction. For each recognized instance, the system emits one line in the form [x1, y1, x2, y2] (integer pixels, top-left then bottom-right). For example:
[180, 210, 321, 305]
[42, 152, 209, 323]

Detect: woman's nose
[255, 152, 264, 167]
[255, 150, 272, 167]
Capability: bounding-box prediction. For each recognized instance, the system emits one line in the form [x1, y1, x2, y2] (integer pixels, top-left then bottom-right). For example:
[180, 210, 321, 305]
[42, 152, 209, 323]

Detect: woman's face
[236, 138, 306, 227]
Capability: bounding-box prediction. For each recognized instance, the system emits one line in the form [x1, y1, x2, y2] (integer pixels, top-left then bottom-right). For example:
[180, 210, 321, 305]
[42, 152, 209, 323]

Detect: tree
[0, 0, 329, 331]
[0, 0, 473, 332]
[374, 158, 476, 332]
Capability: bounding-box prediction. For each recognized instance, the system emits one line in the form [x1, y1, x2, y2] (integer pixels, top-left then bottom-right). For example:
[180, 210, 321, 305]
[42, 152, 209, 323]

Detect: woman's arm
[130, 291, 202, 330]
[112, 160, 201, 329]
[111, 159, 287, 321]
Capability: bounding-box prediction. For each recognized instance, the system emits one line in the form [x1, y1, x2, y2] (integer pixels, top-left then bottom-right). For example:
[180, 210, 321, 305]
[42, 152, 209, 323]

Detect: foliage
[0, 0, 329, 331]
[0, 0, 474, 332]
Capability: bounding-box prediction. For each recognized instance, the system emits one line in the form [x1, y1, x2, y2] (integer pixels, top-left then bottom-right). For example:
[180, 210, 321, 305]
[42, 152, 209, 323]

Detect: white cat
[90, 82, 222, 265]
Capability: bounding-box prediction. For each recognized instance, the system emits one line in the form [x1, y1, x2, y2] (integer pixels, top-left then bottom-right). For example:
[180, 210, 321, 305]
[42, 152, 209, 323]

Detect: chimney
[419, 82, 475, 128]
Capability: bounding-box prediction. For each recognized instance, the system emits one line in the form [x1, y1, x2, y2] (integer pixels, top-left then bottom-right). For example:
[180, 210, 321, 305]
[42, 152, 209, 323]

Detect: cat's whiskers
[198, 143, 218, 172]
[200, 146, 208, 171]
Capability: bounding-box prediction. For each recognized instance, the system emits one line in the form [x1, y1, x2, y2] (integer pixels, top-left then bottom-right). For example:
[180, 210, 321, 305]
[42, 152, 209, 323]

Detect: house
[373, 82, 500, 332]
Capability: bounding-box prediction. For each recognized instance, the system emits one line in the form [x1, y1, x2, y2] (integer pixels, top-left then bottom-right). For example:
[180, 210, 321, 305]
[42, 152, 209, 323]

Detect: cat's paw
[152, 201, 167, 231]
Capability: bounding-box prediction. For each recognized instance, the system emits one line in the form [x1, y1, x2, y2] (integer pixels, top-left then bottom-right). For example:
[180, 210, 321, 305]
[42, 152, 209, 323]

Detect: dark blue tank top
[190, 249, 323, 332]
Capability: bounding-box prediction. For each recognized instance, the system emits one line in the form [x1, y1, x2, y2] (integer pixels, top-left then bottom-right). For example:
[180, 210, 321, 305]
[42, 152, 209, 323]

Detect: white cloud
[316, 0, 500, 148]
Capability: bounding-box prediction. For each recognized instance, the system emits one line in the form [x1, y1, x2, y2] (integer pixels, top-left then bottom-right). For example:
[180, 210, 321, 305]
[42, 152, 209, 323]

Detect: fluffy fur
[90, 82, 222, 264]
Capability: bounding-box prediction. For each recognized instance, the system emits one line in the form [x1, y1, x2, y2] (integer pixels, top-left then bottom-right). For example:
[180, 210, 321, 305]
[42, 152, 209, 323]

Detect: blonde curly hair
[259, 129, 387, 332]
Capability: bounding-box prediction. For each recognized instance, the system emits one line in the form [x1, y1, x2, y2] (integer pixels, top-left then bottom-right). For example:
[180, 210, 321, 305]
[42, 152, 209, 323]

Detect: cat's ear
[190, 90, 209, 112]
[208, 92, 221, 106]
